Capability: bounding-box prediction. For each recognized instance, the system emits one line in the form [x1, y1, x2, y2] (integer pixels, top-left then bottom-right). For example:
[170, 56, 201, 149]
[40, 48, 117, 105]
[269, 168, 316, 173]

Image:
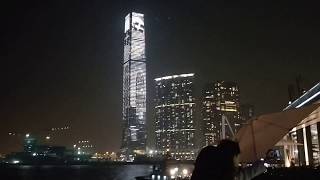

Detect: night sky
[2, 0, 320, 154]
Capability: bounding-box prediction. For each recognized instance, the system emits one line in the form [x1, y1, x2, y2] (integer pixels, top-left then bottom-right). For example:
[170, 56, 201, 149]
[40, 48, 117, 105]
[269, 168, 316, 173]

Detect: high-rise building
[24, 134, 37, 153]
[122, 12, 147, 158]
[201, 81, 240, 146]
[201, 83, 218, 147]
[154, 74, 196, 160]
[239, 104, 254, 123]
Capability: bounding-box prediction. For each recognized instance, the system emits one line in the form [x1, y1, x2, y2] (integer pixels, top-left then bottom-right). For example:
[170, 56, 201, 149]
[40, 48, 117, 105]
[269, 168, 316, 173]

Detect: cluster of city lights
[51, 126, 70, 131]
[151, 174, 168, 180]
[91, 152, 117, 161]
[169, 167, 190, 179]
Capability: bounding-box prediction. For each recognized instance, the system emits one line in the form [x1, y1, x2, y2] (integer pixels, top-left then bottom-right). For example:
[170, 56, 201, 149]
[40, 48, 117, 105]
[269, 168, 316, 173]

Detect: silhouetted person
[191, 140, 266, 180]
[219, 139, 267, 180]
[191, 146, 224, 180]
[290, 158, 295, 167]
[217, 139, 241, 180]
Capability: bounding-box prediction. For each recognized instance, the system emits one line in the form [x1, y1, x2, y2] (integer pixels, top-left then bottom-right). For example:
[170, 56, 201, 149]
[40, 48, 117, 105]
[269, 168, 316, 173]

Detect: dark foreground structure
[254, 167, 320, 180]
[0, 163, 320, 180]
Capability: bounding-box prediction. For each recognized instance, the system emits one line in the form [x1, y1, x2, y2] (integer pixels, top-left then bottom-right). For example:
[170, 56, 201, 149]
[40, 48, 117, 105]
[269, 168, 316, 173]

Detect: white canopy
[235, 103, 320, 162]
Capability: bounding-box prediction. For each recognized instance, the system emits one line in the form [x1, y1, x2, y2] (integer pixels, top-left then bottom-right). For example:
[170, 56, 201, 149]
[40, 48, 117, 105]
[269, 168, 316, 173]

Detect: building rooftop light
[155, 73, 194, 81]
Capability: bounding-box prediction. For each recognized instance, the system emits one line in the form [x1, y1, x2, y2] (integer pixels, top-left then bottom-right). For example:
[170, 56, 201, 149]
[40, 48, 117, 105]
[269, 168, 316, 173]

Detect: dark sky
[1, 0, 320, 153]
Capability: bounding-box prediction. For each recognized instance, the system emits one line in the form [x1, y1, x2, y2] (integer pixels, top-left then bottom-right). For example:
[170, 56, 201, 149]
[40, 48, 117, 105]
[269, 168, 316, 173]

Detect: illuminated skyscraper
[154, 74, 196, 160]
[201, 81, 240, 146]
[122, 12, 147, 157]
[201, 83, 218, 146]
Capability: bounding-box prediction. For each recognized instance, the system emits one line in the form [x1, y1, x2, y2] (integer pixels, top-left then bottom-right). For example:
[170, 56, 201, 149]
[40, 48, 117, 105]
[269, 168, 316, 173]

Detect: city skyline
[2, 1, 320, 153]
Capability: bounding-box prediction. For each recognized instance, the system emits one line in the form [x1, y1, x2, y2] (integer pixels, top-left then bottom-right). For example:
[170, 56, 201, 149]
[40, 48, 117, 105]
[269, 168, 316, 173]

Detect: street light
[149, 150, 154, 154]
[182, 169, 188, 176]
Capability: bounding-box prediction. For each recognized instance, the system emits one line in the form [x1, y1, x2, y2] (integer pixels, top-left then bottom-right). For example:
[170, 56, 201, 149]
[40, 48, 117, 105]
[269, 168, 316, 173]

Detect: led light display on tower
[122, 12, 147, 157]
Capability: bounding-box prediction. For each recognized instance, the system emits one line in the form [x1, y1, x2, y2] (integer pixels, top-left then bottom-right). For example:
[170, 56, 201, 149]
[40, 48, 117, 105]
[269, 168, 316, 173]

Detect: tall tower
[154, 74, 196, 160]
[122, 12, 147, 158]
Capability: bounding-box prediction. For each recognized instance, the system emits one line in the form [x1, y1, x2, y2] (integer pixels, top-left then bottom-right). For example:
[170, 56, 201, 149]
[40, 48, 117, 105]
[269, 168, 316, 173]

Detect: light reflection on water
[18, 165, 33, 169]
[0, 164, 154, 180]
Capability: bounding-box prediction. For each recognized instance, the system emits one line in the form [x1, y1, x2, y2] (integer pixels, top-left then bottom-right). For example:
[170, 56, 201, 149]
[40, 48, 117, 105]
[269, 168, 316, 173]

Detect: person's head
[217, 139, 241, 176]
[191, 146, 221, 180]
[218, 139, 240, 156]
[191, 140, 241, 180]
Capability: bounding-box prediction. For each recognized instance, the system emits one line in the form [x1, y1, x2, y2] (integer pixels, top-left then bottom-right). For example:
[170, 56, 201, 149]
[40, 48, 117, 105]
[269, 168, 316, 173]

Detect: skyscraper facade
[239, 104, 254, 123]
[201, 81, 240, 146]
[201, 83, 218, 146]
[122, 12, 147, 157]
[154, 74, 196, 160]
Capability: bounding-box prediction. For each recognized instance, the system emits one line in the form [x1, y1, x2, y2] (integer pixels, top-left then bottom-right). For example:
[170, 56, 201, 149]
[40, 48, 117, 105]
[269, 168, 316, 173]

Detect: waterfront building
[75, 140, 94, 155]
[281, 82, 320, 167]
[201, 81, 240, 146]
[48, 125, 71, 147]
[122, 12, 147, 159]
[154, 73, 196, 160]
[24, 134, 37, 153]
[201, 83, 218, 147]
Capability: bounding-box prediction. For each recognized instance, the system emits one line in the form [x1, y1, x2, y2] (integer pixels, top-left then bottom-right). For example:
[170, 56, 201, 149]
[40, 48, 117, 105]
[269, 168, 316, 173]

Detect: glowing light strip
[284, 82, 320, 110]
[154, 73, 194, 81]
[155, 103, 195, 108]
[155, 129, 195, 133]
[302, 127, 309, 165]
[296, 91, 320, 108]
